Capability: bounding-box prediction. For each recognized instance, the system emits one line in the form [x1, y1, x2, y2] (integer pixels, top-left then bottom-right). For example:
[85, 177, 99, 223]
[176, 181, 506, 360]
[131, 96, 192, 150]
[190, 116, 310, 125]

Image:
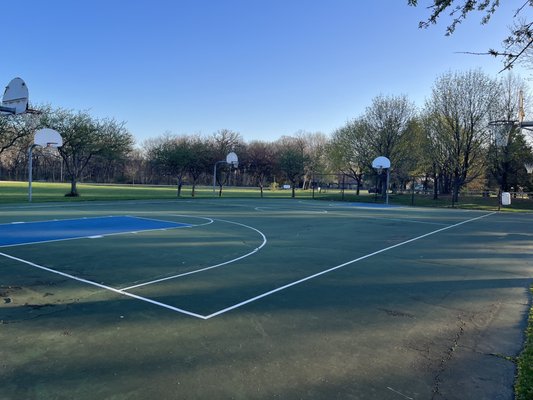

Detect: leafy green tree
[187, 136, 213, 197]
[488, 128, 533, 191]
[40, 108, 134, 196]
[362, 94, 417, 196]
[424, 69, 500, 202]
[419, 112, 454, 199]
[488, 73, 533, 192]
[328, 119, 371, 195]
[276, 136, 309, 198]
[149, 133, 191, 196]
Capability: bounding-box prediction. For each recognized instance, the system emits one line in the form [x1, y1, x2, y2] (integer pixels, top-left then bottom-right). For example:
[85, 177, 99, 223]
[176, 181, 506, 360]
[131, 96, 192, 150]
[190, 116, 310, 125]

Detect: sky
[1, 0, 529, 145]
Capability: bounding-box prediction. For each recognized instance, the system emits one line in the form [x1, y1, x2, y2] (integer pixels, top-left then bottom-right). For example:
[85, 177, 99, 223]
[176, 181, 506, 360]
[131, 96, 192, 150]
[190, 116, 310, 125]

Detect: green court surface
[0, 198, 532, 399]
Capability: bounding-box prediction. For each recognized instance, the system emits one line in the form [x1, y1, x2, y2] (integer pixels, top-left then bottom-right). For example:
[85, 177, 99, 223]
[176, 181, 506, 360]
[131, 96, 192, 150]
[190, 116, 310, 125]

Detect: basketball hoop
[519, 121, 533, 132]
[1, 78, 29, 116]
[213, 152, 239, 196]
[525, 162, 533, 174]
[226, 152, 238, 168]
[29, 129, 63, 202]
[371, 156, 391, 205]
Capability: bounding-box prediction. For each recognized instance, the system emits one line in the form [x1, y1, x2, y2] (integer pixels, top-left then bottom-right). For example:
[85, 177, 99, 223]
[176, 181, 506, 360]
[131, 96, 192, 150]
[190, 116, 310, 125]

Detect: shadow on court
[0, 201, 531, 399]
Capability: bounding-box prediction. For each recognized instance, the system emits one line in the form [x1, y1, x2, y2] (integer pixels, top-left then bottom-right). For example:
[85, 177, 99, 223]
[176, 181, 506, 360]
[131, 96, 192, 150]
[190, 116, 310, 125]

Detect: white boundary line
[0, 251, 207, 319]
[0, 210, 496, 320]
[0, 214, 266, 320]
[254, 206, 328, 214]
[120, 218, 267, 290]
[0, 214, 123, 226]
[254, 206, 448, 226]
[202, 211, 496, 319]
[0, 215, 213, 249]
[0, 223, 193, 249]
[355, 216, 450, 226]
[127, 213, 214, 228]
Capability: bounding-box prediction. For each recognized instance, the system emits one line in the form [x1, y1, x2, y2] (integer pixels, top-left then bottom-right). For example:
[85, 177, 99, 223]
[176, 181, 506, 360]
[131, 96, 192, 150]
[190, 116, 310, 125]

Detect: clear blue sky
[1, 0, 528, 144]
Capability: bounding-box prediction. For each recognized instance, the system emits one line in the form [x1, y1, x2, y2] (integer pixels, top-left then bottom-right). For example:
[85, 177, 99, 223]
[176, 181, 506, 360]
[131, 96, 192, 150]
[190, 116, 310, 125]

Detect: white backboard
[1, 77, 29, 115]
[226, 152, 238, 167]
[372, 156, 391, 169]
[34, 128, 63, 148]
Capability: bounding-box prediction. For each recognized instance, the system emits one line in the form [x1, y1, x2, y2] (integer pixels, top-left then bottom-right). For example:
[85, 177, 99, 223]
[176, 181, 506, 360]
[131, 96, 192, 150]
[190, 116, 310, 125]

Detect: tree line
[1, 69, 532, 200]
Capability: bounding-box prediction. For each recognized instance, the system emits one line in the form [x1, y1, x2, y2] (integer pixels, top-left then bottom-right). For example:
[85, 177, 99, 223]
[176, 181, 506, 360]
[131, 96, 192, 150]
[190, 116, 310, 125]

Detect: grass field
[0, 183, 532, 399]
[2, 180, 533, 212]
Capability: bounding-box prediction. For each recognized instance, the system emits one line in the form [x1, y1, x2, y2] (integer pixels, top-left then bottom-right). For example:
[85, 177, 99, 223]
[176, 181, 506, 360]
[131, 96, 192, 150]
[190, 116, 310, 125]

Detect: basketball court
[1, 198, 531, 399]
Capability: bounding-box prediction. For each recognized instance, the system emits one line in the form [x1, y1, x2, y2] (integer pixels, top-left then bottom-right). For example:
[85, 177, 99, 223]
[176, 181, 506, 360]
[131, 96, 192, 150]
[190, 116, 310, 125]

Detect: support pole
[28, 144, 40, 202]
[385, 168, 390, 205]
[213, 160, 225, 197]
[411, 176, 415, 206]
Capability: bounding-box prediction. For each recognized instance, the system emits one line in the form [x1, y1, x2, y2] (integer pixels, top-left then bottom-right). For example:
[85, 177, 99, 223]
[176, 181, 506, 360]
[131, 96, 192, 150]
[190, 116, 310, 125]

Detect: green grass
[286, 189, 533, 212]
[2, 181, 533, 212]
[515, 286, 533, 400]
[0, 181, 314, 203]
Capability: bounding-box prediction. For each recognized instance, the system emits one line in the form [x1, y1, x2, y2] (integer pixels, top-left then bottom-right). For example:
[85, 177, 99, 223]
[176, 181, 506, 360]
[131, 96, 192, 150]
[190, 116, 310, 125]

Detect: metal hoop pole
[213, 160, 226, 197]
[28, 144, 40, 202]
[385, 168, 390, 205]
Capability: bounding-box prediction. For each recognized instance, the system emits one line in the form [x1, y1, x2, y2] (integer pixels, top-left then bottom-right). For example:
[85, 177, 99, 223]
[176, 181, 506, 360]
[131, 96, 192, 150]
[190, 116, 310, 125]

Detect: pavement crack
[431, 315, 467, 400]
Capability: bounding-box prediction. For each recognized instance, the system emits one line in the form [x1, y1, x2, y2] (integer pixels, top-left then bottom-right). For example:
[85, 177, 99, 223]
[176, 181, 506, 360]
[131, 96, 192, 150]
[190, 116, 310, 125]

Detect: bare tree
[328, 119, 371, 195]
[408, 0, 533, 70]
[0, 113, 36, 156]
[295, 131, 329, 189]
[211, 129, 243, 196]
[247, 141, 275, 197]
[123, 148, 146, 185]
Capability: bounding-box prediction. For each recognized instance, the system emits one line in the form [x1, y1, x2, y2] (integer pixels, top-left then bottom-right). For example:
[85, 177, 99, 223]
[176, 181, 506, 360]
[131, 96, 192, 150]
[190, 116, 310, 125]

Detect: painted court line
[120, 218, 267, 291]
[0, 251, 207, 319]
[356, 215, 450, 226]
[0, 211, 496, 320]
[0, 215, 266, 319]
[0, 215, 194, 248]
[203, 212, 496, 319]
[0, 225, 189, 248]
[128, 213, 215, 228]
